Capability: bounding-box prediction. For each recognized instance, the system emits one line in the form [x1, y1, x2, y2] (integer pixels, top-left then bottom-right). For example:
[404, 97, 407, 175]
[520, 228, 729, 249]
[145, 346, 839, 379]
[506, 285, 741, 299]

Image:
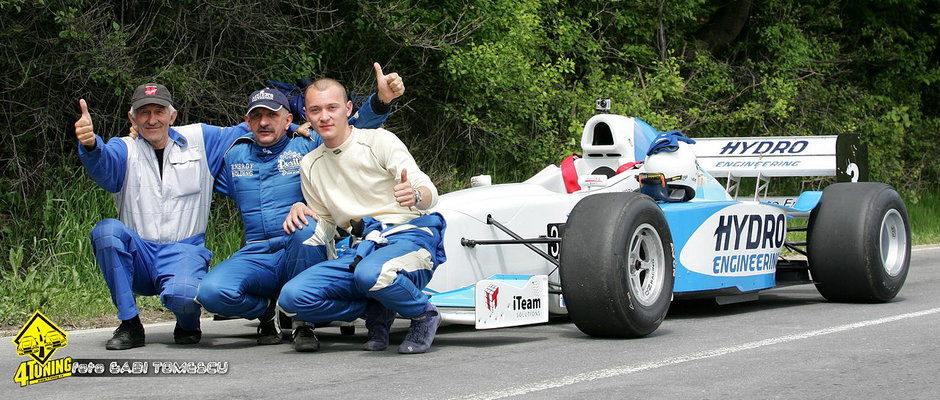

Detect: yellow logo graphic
[12, 311, 72, 387]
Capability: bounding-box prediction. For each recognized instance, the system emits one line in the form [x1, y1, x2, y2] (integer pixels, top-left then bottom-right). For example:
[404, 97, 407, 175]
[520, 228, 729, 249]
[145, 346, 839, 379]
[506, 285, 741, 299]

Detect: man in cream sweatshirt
[277, 78, 446, 354]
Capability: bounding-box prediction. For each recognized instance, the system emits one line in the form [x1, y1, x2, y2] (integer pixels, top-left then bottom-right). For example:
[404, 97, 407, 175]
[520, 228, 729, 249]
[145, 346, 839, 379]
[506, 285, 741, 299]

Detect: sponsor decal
[679, 204, 785, 277]
[12, 311, 72, 387]
[763, 197, 799, 207]
[512, 295, 541, 311]
[713, 160, 802, 169]
[475, 276, 549, 329]
[713, 214, 786, 251]
[483, 284, 499, 310]
[144, 86, 157, 96]
[231, 163, 253, 177]
[277, 150, 303, 176]
[719, 140, 809, 155]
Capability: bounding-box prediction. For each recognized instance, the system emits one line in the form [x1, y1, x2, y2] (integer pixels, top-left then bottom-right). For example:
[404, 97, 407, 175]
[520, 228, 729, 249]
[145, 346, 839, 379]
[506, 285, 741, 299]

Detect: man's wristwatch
[412, 185, 424, 207]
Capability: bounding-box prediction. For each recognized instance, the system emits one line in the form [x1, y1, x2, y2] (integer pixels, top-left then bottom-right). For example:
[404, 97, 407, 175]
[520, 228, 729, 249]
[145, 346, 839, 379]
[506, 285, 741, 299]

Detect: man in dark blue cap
[196, 63, 405, 348]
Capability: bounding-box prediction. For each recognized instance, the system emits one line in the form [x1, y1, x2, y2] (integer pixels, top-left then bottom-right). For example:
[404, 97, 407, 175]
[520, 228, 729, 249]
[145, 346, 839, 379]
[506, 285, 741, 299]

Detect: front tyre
[559, 192, 675, 338]
[808, 183, 911, 302]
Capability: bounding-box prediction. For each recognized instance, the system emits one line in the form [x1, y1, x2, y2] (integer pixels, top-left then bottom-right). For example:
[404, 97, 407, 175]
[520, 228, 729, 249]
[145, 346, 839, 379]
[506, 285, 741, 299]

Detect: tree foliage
[1, 0, 938, 263]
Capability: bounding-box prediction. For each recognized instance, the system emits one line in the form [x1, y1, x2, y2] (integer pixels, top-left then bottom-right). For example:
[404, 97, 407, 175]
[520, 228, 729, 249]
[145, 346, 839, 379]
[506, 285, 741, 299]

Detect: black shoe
[363, 300, 396, 351]
[257, 302, 282, 345]
[106, 319, 145, 350]
[292, 325, 319, 352]
[173, 323, 202, 345]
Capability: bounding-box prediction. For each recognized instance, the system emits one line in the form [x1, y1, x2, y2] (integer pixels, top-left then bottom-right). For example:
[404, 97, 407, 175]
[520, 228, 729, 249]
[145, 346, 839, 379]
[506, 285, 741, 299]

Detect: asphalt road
[5, 245, 940, 399]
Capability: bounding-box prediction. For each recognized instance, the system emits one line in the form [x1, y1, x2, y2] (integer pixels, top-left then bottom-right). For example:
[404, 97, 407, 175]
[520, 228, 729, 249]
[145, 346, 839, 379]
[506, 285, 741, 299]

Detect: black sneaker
[257, 302, 282, 345]
[292, 324, 319, 352]
[362, 300, 396, 351]
[173, 323, 202, 345]
[106, 319, 145, 350]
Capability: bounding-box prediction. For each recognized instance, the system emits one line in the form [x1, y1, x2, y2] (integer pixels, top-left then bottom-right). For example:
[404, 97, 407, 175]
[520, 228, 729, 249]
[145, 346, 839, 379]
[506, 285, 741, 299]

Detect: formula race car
[425, 101, 911, 338]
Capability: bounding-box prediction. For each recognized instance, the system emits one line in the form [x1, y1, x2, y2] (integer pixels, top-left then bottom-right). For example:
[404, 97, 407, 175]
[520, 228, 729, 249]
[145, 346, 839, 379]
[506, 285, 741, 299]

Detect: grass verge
[0, 164, 241, 331]
[1, 164, 937, 333]
[908, 186, 940, 245]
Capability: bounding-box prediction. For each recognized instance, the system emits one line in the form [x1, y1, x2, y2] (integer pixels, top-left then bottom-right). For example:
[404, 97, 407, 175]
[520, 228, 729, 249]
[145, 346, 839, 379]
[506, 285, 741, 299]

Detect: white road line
[4, 246, 933, 340]
[456, 307, 940, 400]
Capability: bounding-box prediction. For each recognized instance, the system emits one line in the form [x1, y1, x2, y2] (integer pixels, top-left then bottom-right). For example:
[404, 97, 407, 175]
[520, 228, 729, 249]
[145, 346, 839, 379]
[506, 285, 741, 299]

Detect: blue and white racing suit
[278, 214, 447, 321]
[195, 95, 390, 320]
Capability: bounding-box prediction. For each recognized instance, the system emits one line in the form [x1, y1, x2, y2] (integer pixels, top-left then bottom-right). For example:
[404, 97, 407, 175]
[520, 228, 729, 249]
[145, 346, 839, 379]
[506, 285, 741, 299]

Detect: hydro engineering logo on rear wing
[690, 134, 867, 182]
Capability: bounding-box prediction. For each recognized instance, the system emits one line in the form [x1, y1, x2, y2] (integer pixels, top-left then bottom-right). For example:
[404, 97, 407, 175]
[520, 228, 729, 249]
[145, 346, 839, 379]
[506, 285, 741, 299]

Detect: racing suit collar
[253, 133, 290, 156]
[325, 127, 357, 157]
[166, 127, 188, 147]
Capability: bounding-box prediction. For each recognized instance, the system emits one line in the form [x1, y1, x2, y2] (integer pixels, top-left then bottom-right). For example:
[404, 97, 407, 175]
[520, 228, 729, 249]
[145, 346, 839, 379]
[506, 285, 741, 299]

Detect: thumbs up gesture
[75, 99, 96, 147]
[374, 62, 405, 104]
[393, 168, 420, 208]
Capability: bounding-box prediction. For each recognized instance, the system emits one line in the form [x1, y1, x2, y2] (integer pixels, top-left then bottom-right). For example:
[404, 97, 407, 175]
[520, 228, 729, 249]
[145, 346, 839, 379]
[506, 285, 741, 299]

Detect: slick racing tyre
[559, 192, 675, 338]
[808, 183, 911, 302]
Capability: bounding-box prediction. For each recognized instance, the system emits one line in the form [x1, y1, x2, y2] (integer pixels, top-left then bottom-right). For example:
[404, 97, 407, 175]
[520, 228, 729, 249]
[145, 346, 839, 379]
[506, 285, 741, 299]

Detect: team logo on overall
[277, 151, 302, 176]
[231, 163, 254, 177]
[12, 311, 72, 387]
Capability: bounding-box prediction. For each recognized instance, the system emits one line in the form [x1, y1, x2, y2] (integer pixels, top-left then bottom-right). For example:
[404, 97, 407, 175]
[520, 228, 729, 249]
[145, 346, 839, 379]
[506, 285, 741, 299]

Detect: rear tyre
[808, 183, 910, 302]
[559, 192, 674, 338]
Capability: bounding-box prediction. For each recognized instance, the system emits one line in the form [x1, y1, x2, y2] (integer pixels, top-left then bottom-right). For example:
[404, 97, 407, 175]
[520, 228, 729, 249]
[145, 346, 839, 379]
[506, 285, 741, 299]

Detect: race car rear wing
[688, 134, 868, 203]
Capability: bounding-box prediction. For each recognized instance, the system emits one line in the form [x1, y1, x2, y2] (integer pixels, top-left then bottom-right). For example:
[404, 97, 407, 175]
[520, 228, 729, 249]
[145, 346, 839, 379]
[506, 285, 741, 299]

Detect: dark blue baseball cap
[246, 89, 290, 113]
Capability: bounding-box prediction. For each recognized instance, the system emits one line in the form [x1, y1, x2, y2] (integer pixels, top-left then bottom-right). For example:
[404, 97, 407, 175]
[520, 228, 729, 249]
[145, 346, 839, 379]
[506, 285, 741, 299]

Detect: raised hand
[295, 122, 312, 138]
[75, 99, 96, 147]
[393, 168, 417, 208]
[374, 62, 405, 104]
